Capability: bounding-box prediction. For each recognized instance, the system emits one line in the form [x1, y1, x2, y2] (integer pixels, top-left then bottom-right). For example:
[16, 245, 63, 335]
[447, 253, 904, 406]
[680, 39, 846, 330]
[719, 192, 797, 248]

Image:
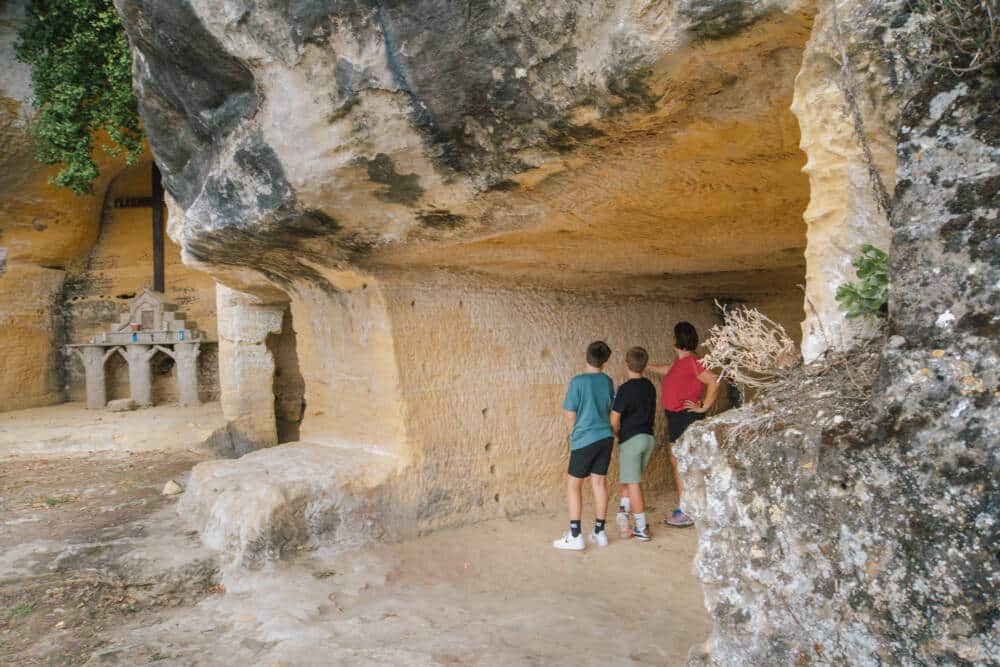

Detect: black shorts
[568, 437, 614, 478]
[665, 409, 705, 443]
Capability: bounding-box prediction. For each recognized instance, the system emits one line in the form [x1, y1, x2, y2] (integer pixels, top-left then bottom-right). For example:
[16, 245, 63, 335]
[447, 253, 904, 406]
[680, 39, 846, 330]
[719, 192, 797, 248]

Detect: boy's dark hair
[625, 347, 649, 373]
[586, 340, 612, 367]
[674, 322, 699, 352]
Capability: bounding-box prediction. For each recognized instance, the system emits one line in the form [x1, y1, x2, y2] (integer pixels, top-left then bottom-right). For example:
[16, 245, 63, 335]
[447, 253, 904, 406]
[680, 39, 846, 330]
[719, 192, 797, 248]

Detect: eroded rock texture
[679, 46, 999, 667]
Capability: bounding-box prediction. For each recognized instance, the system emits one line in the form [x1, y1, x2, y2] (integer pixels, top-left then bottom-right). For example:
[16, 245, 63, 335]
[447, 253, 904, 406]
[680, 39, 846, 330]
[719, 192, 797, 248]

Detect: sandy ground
[2, 449, 710, 666]
[0, 403, 227, 456]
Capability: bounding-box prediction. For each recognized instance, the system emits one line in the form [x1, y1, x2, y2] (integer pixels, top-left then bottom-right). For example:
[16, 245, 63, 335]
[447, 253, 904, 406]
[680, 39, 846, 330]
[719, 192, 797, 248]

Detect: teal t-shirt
[562, 372, 615, 450]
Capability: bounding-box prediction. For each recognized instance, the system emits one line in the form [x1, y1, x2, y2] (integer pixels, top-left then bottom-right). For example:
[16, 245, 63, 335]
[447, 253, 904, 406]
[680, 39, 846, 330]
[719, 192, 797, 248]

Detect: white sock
[635, 512, 647, 531]
[620, 497, 631, 514]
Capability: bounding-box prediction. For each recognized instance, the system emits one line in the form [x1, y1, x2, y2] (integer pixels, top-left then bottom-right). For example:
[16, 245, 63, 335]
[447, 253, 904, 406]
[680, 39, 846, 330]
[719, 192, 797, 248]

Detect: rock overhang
[115, 0, 814, 298]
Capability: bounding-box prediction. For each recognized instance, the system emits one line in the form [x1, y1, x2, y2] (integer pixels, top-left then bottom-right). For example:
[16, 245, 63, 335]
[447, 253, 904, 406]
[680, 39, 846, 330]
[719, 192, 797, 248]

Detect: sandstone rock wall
[108, 0, 828, 555]
[380, 273, 723, 530]
[0, 1, 223, 413]
[186, 269, 728, 557]
[0, 1, 122, 411]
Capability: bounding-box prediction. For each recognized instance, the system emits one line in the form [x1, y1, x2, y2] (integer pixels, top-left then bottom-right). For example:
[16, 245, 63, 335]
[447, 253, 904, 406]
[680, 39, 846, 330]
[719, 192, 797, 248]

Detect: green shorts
[618, 433, 655, 484]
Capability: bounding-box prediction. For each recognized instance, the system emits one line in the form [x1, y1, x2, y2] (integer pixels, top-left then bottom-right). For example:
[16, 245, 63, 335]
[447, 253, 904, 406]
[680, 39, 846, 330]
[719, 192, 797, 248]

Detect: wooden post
[152, 163, 165, 293]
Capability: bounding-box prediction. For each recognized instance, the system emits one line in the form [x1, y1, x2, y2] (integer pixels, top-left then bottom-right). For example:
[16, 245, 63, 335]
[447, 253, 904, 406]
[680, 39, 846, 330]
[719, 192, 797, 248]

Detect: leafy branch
[14, 0, 143, 195]
[836, 244, 889, 323]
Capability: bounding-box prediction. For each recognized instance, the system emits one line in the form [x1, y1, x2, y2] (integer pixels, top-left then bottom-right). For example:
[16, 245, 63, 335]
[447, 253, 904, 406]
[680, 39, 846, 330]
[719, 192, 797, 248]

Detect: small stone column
[217, 284, 286, 454]
[158, 343, 201, 406]
[120, 345, 157, 407]
[76, 346, 116, 410]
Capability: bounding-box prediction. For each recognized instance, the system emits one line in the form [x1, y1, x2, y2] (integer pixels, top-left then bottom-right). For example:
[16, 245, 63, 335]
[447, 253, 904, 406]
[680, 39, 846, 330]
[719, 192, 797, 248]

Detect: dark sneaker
[632, 526, 651, 541]
[664, 509, 694, 527]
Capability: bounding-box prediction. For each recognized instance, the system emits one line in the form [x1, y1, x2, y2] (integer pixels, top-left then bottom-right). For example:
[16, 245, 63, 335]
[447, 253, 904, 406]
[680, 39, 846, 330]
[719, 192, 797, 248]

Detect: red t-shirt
[661, 355, 706, 411]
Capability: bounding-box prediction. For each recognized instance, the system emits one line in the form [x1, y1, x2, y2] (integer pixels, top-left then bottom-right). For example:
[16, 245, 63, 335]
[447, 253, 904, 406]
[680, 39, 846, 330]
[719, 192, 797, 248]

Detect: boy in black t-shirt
[610, 347, 657, 541]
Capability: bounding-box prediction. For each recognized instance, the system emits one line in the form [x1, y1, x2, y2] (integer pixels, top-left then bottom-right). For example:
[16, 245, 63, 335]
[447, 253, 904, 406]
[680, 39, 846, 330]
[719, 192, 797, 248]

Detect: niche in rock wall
[268, 306, 305, 443]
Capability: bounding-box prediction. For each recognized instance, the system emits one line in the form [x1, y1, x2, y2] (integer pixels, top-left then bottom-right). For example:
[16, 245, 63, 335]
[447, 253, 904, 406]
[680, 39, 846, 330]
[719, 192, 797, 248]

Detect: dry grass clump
[702, 302, 800, 392]
[911, 0, 1000, 74]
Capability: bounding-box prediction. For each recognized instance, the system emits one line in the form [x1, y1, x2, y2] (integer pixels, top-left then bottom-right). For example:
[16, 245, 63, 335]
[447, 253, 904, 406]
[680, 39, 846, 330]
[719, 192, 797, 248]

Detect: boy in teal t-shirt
[554, 341, 615, 551]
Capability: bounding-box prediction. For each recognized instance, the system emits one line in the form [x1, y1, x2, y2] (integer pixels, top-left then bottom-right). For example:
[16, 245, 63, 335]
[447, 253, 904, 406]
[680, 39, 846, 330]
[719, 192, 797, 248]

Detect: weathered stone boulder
[178, 442, 403, 567]
[678, 54, 999, 667]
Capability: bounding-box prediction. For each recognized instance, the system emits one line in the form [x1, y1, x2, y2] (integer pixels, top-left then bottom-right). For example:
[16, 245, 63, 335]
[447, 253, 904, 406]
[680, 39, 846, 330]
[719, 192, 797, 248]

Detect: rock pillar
[120, 345, 156, 407]
[216, 284, 286, 455]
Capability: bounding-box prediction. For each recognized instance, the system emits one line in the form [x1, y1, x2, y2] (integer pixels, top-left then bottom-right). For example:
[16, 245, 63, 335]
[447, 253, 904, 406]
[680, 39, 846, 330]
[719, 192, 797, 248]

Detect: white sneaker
[553, 531, 585, 550]
[589, 529, 609, 547]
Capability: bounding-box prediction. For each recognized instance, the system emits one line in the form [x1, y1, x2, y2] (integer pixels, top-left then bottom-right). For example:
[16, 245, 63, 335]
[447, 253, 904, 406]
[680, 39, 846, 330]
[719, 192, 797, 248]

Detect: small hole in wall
[410, 300, 415, 307]
[362, 283, 368, 289]
[494, 494, 500, 503]
[489, 464, 496, 475]
[540, 347, 551, 359]
[459, 300, 463, 307]
[485, 442, 492, 452]
[482, 407, 488, 417]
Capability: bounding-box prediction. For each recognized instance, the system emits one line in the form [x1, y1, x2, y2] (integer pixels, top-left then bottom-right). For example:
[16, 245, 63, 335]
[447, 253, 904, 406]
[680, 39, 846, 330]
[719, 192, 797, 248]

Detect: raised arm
[646, 362, 672, 375]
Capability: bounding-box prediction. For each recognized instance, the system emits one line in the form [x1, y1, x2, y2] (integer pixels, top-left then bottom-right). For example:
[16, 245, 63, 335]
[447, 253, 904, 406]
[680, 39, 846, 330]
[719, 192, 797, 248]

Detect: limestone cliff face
[678, 21, 999, 666]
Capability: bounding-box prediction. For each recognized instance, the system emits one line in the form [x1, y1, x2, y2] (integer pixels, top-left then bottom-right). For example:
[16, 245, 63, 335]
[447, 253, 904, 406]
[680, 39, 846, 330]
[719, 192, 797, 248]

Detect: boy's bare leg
[589, 473, 608, 522]
[624, 482, 645, 514]
[567, 475, 584, 521]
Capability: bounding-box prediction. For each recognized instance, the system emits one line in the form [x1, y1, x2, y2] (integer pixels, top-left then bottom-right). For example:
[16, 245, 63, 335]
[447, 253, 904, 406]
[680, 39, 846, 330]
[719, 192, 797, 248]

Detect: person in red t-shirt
[647, 322, 719, 527]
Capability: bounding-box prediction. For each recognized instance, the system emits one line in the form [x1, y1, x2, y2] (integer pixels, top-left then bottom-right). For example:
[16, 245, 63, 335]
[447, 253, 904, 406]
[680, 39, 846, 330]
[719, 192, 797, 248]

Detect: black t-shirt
[612, 377, 657, 443]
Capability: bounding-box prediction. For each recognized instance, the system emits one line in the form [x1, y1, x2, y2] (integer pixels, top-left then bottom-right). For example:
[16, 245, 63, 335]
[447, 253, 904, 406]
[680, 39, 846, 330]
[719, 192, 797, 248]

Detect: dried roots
[702, 302, 800, 393]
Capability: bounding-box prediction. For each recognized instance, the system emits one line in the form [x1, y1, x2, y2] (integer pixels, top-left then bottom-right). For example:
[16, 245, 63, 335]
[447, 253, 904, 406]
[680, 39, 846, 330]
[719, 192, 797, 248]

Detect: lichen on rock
[679, 51, 999, 667]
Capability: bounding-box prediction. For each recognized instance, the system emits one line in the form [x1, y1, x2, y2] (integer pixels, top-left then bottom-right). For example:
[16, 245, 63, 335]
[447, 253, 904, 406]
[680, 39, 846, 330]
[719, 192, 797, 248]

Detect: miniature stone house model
[67, 289, 207, 409]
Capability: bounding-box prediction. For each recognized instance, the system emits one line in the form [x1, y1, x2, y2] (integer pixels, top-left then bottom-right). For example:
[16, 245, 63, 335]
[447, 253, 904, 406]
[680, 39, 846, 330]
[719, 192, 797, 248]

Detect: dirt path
[2, 451, 710, 666]
[0, 451, 218, 666]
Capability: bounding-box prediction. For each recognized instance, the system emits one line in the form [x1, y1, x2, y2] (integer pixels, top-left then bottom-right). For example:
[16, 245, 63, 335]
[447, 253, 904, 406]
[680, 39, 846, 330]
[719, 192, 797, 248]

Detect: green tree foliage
[14, 0, 142, 196]
[836, 244, 889, 323]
